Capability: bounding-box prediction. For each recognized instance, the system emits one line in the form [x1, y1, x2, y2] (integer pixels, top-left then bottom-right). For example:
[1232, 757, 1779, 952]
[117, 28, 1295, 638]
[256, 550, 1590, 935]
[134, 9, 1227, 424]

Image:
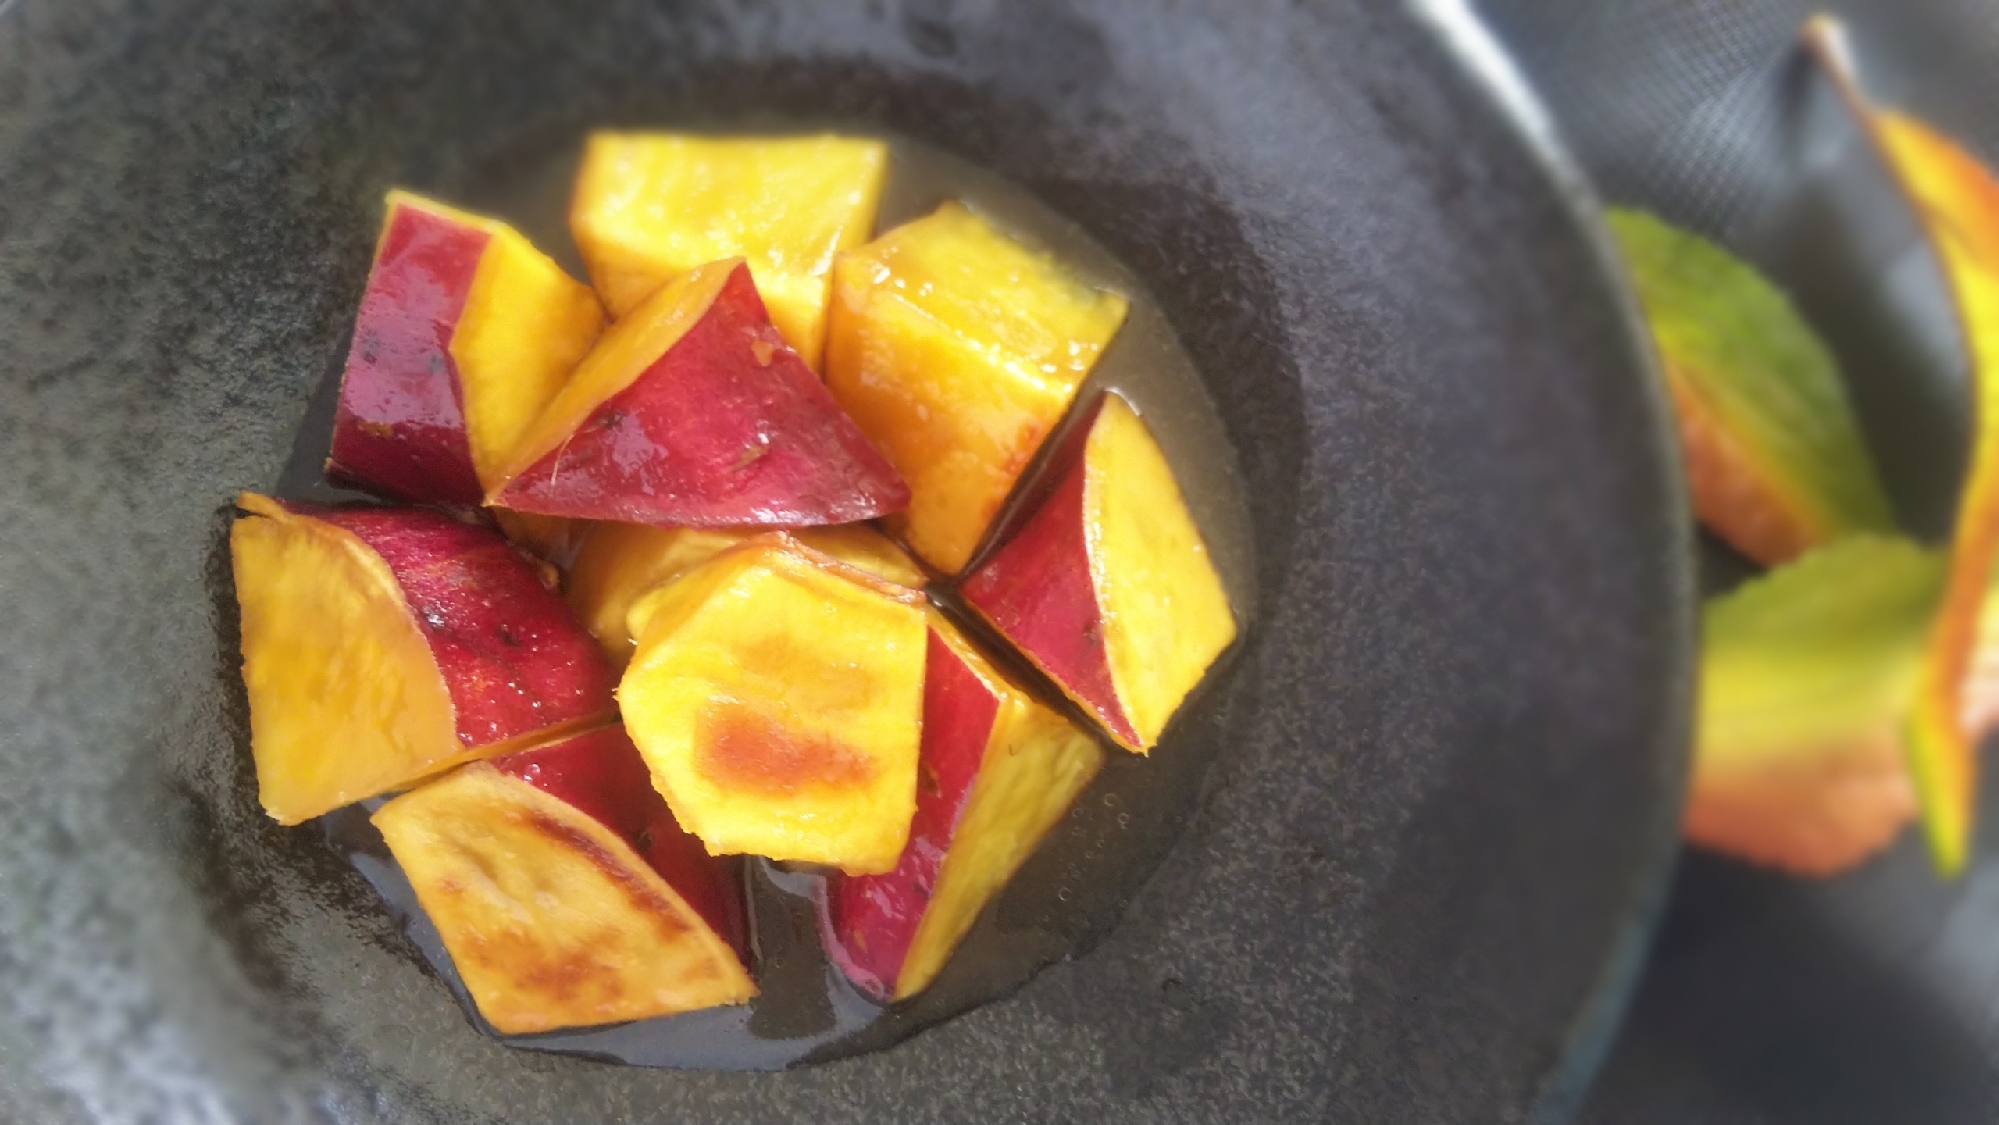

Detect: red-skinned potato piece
[328, 191, 604, 507]
[822, 618, 1103, 1001]
[374, 725, 755, 1035]
[487, 259, 908, 528]
[492, 726, 747, 958]
[962, 393, 1236, 753]
[230, 493, 617, 823]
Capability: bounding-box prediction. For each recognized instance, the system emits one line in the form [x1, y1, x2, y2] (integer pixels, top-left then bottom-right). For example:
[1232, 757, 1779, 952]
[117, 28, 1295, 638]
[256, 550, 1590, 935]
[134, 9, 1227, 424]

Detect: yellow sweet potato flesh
[897, 622, 1103, 998]
[620, 537, 927, 873]
[230, 495, 461, 824]
[1087, 396, 1237, 748]
[374, 763, 754, 1034]
[570, 133, 888, 369]
[446, 207, 605, 490]
[825, 202, 1128, 573]
[568, 522, 925, 669]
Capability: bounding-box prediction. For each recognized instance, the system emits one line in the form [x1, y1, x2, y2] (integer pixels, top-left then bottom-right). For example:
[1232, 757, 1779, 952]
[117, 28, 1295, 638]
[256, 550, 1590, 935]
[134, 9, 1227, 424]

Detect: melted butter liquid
[294, 130, 1256, 1069]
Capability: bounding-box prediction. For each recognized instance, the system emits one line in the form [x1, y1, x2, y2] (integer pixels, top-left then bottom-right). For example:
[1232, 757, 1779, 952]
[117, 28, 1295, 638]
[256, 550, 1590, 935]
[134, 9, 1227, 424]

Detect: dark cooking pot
[0, 0, 1688, 1120]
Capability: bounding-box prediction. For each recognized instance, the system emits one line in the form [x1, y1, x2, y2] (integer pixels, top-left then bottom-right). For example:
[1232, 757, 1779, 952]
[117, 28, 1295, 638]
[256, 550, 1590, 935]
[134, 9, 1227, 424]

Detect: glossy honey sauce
[287, 131, 1255, 1068]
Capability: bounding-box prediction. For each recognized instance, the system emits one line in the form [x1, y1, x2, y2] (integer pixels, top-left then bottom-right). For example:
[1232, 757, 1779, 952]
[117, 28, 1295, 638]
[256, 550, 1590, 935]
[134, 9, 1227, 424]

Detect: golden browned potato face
[375, 761, 755, 1035]
[619, 535, 930, 875]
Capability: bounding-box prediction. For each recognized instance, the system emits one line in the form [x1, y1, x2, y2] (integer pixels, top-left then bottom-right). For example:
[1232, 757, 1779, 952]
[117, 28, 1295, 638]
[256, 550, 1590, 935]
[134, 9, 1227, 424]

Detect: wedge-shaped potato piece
[488, 259, 908, 528]
[374, 729, 755, 1035]
[329, 191, 604, 511]
[1688, 536, 1939, 875]
[486, 727, 747, 958]
[1803, 17, 1999, 873]
[619, 534, 928, 873]
[825, 202, 1130, 574]
[570, 133, 889, 370]
[230, 494, 616, 823]
[823, 617, 1103, 1000]
[963, 393, 1236, 752]
[1606, 207, 1893, 565]
[567, 521, 925, 668]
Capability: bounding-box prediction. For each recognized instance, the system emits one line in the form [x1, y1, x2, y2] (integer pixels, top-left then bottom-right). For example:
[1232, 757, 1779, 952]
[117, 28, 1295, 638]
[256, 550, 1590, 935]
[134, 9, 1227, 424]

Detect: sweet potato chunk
[963, 394, 1235, 752]
[232, 498, 458, 822]
[375, 748, 755, 1035]
[824, 618, 1103, 1000]
[487, 259, 908, 528]
[329, 191, 603, 508]
[567, 521, 925, 668]
[230, 494, 616, 822]
[618, 534, 927, 873]
[570, 132, 888, 369]
[825, 202, 1129, 573]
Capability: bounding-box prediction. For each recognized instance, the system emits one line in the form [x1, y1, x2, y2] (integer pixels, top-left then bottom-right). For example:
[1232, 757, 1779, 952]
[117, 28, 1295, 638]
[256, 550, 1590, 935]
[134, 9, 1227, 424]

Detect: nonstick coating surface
[0, 1, 1687, 1121]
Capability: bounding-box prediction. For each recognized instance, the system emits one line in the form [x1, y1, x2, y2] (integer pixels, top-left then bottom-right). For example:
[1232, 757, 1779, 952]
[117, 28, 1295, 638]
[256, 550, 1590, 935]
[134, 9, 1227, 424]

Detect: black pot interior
[0, 1, 1687, 1121]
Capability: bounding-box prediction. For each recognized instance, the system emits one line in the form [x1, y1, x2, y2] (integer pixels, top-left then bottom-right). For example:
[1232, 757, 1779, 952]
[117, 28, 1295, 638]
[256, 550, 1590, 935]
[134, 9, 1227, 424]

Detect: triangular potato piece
[231, 494, 617, 823]
[232, 495, 461, 823]
[963, 393, 1236, 752]
[824, 616, 1103, 1000]
[374, 761, 755, 1034]
[329, 191, 603, 509]
[487, 259, 908, 528]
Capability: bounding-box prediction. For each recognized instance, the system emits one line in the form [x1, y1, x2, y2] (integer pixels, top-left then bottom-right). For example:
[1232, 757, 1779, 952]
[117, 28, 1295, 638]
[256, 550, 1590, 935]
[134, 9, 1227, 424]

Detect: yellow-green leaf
[1608, 207, 1894, 565]
[1689, 535, 1939, 874]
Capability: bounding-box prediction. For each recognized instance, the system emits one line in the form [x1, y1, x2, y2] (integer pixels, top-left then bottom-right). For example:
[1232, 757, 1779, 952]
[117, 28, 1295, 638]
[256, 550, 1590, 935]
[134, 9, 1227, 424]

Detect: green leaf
[1608, 207, 1895, 551]
[1702, 535, 1942, 762]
